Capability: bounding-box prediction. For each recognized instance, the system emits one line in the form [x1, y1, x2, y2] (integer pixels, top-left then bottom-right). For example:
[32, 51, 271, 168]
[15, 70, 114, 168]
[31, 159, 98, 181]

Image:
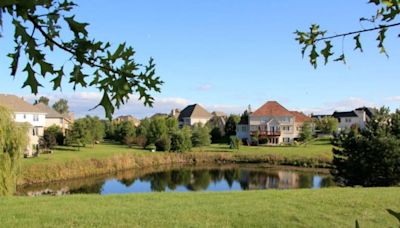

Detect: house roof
[332, 111, 358, 118]
[34, 103, 65, 118]
[0, 94, 45, 113]
[251, 101, 293, 117]
[178, 104, 211, 121]
[291, 111, 312, 123]
[355, 107, 376, 119]
[212, 111, 226, 117]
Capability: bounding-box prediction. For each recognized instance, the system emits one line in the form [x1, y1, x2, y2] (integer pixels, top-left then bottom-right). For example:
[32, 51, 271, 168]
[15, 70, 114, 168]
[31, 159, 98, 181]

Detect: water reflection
[17, 165, 335, 196]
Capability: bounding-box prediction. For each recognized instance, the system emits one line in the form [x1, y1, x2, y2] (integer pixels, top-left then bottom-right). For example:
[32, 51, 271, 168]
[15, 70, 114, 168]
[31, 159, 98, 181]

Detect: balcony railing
[250, 131, 281, 137]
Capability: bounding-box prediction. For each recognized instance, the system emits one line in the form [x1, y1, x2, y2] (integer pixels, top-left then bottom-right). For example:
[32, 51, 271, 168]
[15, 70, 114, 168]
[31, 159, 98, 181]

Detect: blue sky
[0, 0, 399, 118]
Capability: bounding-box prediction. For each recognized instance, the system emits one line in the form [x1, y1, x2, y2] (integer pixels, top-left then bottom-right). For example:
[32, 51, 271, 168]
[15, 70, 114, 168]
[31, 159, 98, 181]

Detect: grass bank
[1, 188, 399, 227]
[19, 139, 333, 185]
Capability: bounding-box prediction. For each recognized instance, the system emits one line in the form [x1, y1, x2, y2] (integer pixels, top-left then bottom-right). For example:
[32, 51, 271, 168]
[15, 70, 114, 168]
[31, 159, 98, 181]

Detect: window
[345, 118, 352, 123]
[32, 128, 39, 136]
[242, 126, 247, 132]
[23, 114, 26, 119]
[33, 115, 39, 121]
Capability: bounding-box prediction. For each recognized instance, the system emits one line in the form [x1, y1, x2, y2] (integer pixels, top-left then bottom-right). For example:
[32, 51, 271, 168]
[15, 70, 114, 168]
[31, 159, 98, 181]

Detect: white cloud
[385, 96, 400, 102]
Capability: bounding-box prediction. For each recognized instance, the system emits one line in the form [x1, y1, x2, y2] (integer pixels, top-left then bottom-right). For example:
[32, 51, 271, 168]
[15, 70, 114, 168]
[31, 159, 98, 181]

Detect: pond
[17, 164, 335, 196]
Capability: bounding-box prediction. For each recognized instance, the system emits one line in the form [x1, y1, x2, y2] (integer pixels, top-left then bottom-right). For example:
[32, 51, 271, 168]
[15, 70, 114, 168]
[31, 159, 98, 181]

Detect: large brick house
[236, 101, 311, 145]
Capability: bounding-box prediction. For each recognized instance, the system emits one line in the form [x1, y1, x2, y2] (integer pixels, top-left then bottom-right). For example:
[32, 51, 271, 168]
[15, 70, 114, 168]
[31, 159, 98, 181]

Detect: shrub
[134, 135, 148, 149]
[258, 137, 268, 145]
[210, 127, 223, 143]
[170, 131, 192, 152]
[155, 134, 171, 152]
[123, 135, 136, 148]
[191, 124, 211, 147]
[46, 125, 64, 145]
[250, 137, 259, 146]
[39, 130, 57, 150]
[229, 136, 241, 150]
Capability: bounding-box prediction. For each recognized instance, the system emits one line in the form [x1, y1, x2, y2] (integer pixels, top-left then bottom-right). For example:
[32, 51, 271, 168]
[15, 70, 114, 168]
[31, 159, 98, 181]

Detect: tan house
[236, 101, 311, 145]
[0, 94, 47, 157]
[34, 102, 74, 135]
[114, 115, 140, 126]
[178, 104, 212, 127]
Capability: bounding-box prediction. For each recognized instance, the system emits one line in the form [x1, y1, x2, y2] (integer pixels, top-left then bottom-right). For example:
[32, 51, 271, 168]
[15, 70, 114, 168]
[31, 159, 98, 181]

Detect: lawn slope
[1, 188, 399, 227]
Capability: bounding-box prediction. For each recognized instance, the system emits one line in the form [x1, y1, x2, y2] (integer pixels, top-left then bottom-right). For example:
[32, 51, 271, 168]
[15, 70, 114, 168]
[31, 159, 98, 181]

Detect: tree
[147, 117, 168, 145]
[191, 123, 211, 147]
[315, 117, 338, 134]
[39, 130, 57, 151]
[210, 127, 223, 143]
[52, 99, 69, 114]
[33, 96, 49, 106]
[170, 126, 192, 152]
[299, 121, 313, 145]
[224, 114, 240, 137]
[295, 1, 400, 68]
[87, 116, 105, 145]
[332, 107, 400, 186]
[0, 106, 29, 196]
[155, 134, 171, 152]
[46, 125, 64, 145]
[0, 1, 162, 119]
[114, 120, 136, 143]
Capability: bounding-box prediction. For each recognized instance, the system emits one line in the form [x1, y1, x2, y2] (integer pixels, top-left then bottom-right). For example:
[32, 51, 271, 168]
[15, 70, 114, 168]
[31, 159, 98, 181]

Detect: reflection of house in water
[243, 170, 302, 190]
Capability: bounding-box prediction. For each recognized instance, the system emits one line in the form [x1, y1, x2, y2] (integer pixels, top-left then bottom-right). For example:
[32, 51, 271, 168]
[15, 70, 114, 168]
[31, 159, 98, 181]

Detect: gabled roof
[291, 111, 312, 123]
[332, 111, 358, 118]
[178, 104, 211, 121]
[34, 103, 64, 118]
[0, 94, 44, 113]
[212, 111, 226, 117]
[252, 101, 293, 117]
[355, 107, 376, 119]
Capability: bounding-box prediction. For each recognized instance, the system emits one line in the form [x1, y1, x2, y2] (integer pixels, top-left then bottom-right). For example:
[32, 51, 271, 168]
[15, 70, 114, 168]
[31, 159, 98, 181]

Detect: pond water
[17, 164, 335, 196]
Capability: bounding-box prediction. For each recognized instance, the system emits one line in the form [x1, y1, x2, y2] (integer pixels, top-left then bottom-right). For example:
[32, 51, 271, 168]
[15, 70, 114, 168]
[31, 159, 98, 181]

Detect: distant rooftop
[0, 94, 44, 113]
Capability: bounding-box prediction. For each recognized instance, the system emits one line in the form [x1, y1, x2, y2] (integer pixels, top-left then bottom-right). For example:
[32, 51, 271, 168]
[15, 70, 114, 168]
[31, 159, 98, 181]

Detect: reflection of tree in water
[118, 177, 136, 187]
[187, 170, 211, 191]
[224, 169, 240, 188]
[298, 174, 313, 188]
[69, 180, 105, 194]
[209, 169, 224, 183]
[320, 176, 335, 187]
[168, 169, 191, 190]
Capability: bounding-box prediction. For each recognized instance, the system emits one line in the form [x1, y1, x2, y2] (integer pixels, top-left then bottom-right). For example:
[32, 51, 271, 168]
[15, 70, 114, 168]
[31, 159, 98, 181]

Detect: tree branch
[26, 14, 122, 76]
[315, 22, 400, 42]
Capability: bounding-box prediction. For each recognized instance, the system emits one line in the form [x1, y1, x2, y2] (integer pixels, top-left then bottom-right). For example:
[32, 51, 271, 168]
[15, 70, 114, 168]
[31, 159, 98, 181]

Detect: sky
[0, 0, 399, 118]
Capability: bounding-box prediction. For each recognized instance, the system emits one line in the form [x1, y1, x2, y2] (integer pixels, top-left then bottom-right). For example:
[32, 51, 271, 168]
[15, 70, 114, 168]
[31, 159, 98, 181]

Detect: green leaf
[334, 54, 346, 64]
[13, 19, 30, 44]
[8, 45, 21, 76]
[353, 34, 363, 52]
[93, 91, 115, 120]
[39, 60, 54, 76]
[309, 45, 319, 69]
[320, 41, 333, 65]
[22, 63, 42, 94]
[51, 67, 63, 90]
[64, 16, 89, 37]
[377, 27, 388, 57]
[387, 209, 400, 222]
[69, 65, 87, 89]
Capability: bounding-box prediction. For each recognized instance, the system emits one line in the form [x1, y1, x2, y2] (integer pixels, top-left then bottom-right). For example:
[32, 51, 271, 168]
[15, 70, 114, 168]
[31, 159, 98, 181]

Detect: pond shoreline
[18, 151, 332, 186]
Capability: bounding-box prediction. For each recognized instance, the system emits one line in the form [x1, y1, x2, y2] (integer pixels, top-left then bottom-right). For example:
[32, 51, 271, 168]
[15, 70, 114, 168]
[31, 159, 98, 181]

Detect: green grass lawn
[22, 138, 333, 167]
[1, 187, 399, 227]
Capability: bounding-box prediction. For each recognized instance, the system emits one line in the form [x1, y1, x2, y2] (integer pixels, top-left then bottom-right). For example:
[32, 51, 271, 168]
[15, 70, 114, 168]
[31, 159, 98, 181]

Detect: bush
[123, 135, 136, 148]
[210, 127, 223, 143]
[170, 131, 191, 152]
[191, 124, 211, 147]
[258, 137, 268, 145]
[155, 134, 171, 152]
[250, 137, 259, 146]
[134, 135, 148, 149]
[46, 125, 64, 145]
[229, 136, 241, 150]
[147, 143, 156, 152]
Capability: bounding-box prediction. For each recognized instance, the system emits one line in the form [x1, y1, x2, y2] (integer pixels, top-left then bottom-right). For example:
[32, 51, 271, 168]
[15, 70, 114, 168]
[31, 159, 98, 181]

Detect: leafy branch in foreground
[0, 1, 163, 119]
[295, 0, 400, 68]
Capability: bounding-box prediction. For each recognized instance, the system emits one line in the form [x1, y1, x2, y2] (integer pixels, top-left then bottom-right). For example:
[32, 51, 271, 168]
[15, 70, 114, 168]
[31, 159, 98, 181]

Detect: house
[170, 109, 181, 119]
[178, 104, 212, 127]
[0, 94, 47, 157]
[236, 101, 312, 145]
[34, 102, 74, 135]
[114, 115, 140, 127]
[209, 111, 227, 134]
[332, 107, 375, 131]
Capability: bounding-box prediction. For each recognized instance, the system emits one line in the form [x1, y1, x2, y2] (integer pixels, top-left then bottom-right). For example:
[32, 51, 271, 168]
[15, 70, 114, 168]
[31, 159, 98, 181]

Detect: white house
[332, 107, 375, 131]
[178, 104, 212, 127]
[236, 101, 311, 145]
[0, 94, 47, 157]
